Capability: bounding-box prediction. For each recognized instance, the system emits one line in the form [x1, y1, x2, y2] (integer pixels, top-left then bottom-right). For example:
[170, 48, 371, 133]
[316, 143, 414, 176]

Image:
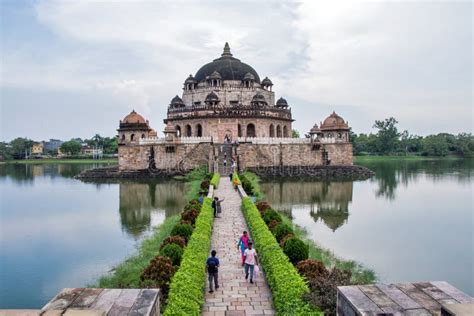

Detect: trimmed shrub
[179, 220, 192, 226]
[279, 233, 295, 247]
[184, 202, 201, 212]
[240, 174, 253, 195]
[273, 223, 294, 242]
[256, 201, 271, 214]
[160, 243, 183, 266]
[283, 237, 309, 265]
[140, 255, 175, 300]
[181, 209, 199, 225]
[171, 223, 194, 242]
[164, 198, 215, 315]
[160, 235, 186, 250]
[210, 173, 221, 188]
[200, 179, 210, 190]
[262, 209, 282, 225]
[268, 219, 280, 232]
[304, 267, 352, 316]
[240, 197, 321, 315]
[296, 259, 329, 281]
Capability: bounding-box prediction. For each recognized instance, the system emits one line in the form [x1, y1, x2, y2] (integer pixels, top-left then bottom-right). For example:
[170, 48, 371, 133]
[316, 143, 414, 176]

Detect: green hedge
[241, 197, 322, 315]
[163, 197, 214, 315]
[210, 173, 221, 188]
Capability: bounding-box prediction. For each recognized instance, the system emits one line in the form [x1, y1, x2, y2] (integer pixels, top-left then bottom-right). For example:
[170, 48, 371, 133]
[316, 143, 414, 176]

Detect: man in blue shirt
[206, 250, 220, 293]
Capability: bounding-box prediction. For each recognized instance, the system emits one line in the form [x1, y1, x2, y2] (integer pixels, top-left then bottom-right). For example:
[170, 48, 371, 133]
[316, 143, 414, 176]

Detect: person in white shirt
[243, 241, 258, 284]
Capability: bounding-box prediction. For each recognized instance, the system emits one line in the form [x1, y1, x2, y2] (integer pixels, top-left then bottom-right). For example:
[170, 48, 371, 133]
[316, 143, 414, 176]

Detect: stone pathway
[202, 179, 274, 316]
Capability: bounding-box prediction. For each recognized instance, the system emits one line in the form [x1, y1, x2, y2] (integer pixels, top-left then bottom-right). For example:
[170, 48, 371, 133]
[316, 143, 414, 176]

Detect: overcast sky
[1, 0, 472, 141]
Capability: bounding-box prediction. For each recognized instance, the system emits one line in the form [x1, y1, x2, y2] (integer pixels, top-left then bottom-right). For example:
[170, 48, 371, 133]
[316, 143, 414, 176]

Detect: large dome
[194, 43, 261, 83]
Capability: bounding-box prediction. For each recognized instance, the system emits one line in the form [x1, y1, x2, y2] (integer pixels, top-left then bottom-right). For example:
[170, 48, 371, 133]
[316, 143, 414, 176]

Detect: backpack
[207, 257, 218, 273]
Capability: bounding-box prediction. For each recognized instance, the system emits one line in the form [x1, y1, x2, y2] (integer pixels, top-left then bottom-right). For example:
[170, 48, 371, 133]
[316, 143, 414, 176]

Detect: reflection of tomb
[119, 181, 186, 238]
[261, 181, 352, 231]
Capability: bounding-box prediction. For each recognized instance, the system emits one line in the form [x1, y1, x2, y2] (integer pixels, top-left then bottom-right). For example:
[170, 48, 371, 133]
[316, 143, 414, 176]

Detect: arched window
[196, 124, 203, 137]
[185, 124, 192, 137]
[238, 124, 242, 137]
[141, 134, 145, 139]
[269, 124, 275, 137]
[247, 123, 256, 137]
[276, 125, 282, 138]
[130, 134, 135, 141]
[176, 125, 181, 137]
[121, 134, 125, 141]
[283, 126, 288, 138]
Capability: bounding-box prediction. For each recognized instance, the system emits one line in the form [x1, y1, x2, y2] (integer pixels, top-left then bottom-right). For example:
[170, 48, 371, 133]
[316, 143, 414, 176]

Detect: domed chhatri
[276, 97, 288, 108]
[118, 110, 152, 145]
[122, 110, 147, 124]
[320, 111, 349, 131]
[170, 95, 185, 108]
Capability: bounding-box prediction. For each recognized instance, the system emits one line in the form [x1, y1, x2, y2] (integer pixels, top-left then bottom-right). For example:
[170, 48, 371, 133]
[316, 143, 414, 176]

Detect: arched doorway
[224, 129, 232, 143]
[247, 123, 256, 137]
[130, 133, 135, 141]
[175, 125, 181, 137]
[196, 124, 203, 137]
[238, 124, 242, 137]
[269, 124, 275, 137]
[185, 124, 192, 137]
[283, 126, 288, 137]
[276, 125, 282, 137]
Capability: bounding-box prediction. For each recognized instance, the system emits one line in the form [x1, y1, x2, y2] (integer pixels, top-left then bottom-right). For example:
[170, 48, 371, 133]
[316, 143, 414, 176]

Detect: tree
[292, 129, 300, 138]
[9, 137, 34, 158]
[422, 134, 449, 156]
[0, 142, 12, 160]
[373, 117, 400, 154]
[60, 140, 82, 155]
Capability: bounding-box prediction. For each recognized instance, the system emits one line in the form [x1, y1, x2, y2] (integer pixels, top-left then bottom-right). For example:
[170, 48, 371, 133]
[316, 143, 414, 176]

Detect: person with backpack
[244, 241, 258, 284]
[237, 230, 250, 266]
[206, 250, 220, 293]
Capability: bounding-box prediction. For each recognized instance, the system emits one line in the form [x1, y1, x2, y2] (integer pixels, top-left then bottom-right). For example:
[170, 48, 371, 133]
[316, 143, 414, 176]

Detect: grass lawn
[1, 158, 118, 164]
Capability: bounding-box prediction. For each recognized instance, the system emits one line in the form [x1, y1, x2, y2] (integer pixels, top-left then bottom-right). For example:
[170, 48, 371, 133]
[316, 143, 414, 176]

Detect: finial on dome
[222, 42, 232, 57]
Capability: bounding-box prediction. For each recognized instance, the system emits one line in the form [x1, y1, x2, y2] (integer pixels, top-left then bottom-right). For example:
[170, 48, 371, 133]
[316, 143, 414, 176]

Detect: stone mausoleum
[115, 43, 361, 177]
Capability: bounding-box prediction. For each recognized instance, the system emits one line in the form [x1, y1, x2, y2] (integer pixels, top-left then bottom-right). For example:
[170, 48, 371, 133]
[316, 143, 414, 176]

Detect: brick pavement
[202, 179, 274, 316]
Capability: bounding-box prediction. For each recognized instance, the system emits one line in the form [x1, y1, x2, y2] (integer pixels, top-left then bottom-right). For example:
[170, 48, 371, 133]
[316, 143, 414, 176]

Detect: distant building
[31, 142, 44, 155]
[44, 139, 63, 152]
[81, 145, 103, 158]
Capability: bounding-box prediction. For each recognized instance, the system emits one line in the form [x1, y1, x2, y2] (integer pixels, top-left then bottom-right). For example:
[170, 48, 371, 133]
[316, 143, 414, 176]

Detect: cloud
[0, 0, 472, 140]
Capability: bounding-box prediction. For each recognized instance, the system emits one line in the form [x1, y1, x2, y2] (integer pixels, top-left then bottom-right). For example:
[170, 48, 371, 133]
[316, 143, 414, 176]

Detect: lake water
[0, 163, 187, 308]
[261, 158, 473, 296]
[0, 159, 472, 308]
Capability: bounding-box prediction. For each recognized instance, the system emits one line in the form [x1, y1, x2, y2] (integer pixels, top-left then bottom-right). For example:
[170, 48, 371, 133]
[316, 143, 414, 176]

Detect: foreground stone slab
[41, 288, 159, 316]
[338, 282, 473, 315]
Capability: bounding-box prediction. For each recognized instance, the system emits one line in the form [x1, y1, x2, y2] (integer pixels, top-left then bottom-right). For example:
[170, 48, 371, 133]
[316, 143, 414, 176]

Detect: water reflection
[119, 181, 186, 237]
[261, 181, 352, 232]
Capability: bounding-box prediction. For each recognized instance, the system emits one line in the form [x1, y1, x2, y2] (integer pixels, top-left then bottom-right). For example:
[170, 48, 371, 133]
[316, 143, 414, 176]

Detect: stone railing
[139, 136, 212, 145]
[237, 137, 311, 144]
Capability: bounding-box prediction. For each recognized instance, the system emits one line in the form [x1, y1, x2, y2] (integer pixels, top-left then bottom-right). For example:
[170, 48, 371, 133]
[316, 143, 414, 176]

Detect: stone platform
[337, 281, 473, 315]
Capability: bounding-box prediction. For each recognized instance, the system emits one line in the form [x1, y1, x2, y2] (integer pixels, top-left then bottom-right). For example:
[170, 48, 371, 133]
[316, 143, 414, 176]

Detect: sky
[0, 0, 472, 141]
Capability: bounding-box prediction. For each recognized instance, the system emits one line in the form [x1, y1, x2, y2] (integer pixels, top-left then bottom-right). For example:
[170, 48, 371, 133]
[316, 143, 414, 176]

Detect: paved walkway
[202, 179, 274, 316]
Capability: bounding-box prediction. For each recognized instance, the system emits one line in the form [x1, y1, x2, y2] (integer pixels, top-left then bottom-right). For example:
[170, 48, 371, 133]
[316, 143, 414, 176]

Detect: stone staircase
[216, 143, 234, 175]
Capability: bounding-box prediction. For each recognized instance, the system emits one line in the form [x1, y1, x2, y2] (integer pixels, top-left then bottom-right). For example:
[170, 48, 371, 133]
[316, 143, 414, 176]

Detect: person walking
[244, 241, 258, 284]
[206, 250, 220, 293]
[237, 231, 250, 266]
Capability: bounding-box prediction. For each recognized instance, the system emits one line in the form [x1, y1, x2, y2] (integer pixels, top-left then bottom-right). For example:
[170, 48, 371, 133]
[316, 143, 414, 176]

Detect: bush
[262, 209, 282, 225]
[256, 201, 271, 214]
[296, 259, 329, 281]
[200, 179, 210, 190]
[179, 220, 192, 226]
[240, 197, 321, 315]
[268, 219, 280, 232]
[160, 235, 186, 250]
[273, 223, 294, 242]
[140, 255, 175, 300]
[181, 208, 199, 225]
[164, 198, 215, 315]
[240, 174, 253, 195]
[171, 223, 194, 242]
[304, 267, 352, 316]
[210, 173, 221, 188]
[160, 243, 184, 266]
[184, 201, 201, 212]
[283, 237, 309, 265]
[279, 233, 295, 247]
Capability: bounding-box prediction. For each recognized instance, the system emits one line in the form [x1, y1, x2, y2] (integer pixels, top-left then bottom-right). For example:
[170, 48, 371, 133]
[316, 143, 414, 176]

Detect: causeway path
[202, 178, 274, 316]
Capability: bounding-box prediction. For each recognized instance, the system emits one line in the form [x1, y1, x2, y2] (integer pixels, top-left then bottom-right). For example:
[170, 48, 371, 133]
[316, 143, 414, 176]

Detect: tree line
[350, 117, 474, 157]
[0, 134, 118, 159]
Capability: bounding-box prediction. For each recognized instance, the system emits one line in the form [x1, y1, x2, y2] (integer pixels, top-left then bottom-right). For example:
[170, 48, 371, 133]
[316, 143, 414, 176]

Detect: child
[206, 250, 220, 293]
[237, 231, 249, 266]
[244, 241, 258, 284]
